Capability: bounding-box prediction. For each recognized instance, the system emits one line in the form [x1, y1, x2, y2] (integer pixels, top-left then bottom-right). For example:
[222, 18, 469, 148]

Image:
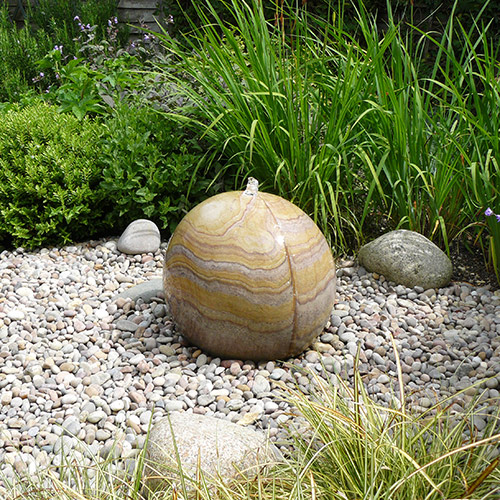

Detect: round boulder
[163, 178, 336, 361]
[358, 230, 452, 289]
[143, 412, 280, 494]
[117, 219, 160, 254]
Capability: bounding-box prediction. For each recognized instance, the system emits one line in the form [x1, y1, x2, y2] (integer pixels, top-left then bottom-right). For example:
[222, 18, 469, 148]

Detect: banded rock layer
[163, 181, 336, 361]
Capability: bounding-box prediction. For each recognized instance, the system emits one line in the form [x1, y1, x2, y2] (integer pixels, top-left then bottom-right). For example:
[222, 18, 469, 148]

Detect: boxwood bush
[0, 101, 221, 250]
[0, 102, 111, 249]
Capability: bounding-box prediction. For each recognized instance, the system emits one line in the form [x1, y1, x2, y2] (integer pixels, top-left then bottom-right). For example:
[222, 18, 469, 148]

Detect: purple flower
[485, 207, 494, 216]
[113, 16, 118, 24]
[39, 72, 44, 78]
[143, 34, 150, 42]
[73, 15, 80, 22]
[496, 215, 500, 223]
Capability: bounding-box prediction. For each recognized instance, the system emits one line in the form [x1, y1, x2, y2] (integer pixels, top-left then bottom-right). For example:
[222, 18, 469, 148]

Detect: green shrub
[99, 104, 220, 235]
[0, 102, 110, 249]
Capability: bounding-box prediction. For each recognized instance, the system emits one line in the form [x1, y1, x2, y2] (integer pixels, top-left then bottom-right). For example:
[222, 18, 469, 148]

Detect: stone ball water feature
[163, 178, 337, 361]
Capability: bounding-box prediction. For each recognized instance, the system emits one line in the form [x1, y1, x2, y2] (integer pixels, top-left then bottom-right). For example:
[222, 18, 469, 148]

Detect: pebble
[252, 375, 271, 396]
[7, 310, 25, 321]
[0, 243, 498, 480]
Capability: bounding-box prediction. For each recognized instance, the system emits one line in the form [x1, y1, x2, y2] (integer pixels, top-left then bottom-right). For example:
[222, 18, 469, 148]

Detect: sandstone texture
[117, 219, 160, 254]
[358, 229, 452, 289]
[163, 179, 336, 361]
[144, 412, 280, 492]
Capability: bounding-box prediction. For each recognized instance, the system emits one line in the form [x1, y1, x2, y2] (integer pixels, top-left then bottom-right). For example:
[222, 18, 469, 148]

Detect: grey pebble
[115, 319, 139, 332]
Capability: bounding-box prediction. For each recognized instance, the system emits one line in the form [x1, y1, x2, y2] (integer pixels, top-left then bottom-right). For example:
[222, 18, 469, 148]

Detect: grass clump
[154, 0, 500, 281]
[279, 367, 500, 499]
[154, 0, 371, 250]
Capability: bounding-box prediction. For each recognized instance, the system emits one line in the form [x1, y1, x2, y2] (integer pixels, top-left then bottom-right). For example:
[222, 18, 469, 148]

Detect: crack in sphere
[163, 179, 336, 361]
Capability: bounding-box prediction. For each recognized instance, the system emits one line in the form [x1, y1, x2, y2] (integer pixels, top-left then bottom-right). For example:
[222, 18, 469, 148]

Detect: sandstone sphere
[163, 178, 336, 361]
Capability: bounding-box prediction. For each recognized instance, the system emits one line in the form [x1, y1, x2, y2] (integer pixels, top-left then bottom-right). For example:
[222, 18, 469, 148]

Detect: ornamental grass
[153, 0, 500, 282]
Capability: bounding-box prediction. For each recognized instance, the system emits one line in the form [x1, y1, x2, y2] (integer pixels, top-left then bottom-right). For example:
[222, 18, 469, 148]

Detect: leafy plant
[36, 46, 144, 119]
[38, 53, 107, 119]
[35, 24, 169, 119]
[0, 6, 53, 101]
[99, 104, 220, 235]
[26, 0, 121, 58]
[0, 103, 110, 249]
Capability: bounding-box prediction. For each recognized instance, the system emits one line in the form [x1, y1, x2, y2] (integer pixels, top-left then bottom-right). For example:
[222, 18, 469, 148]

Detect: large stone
[117, 219, 160, 254]
[163, 178, 336, 361]
[144, 412, 280, 493]
[358, 230, 452, 290]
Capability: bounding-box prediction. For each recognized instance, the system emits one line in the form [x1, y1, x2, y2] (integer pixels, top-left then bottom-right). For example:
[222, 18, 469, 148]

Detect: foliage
[26, 0, 122, 58]
[0, 103, 110, 249]
[36, 47, 133, 119]
[99, 104, 221, 234]
[430, 18, 500, 282]
[0, 0, 127, 103]
[155, 0, 500, 281]
[282, 361, 500, 499]
[161, 0, 500, 47]
[0, 6, 53, 102]
[155, 0, 375, 250]
[346, 2, 470, 252]
[36, 49, 107, 119]
[34, 24, 169, 119]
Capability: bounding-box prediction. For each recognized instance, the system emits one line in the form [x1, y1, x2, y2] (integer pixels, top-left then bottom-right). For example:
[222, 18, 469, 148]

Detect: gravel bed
[1, 238, 499, 479]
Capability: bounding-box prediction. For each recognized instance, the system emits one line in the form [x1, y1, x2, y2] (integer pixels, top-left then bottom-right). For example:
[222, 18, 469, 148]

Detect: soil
[449, 239, 499, 290]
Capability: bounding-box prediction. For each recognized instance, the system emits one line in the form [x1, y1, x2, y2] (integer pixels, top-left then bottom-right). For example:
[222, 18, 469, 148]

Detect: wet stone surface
[0, 240, 499, 479]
